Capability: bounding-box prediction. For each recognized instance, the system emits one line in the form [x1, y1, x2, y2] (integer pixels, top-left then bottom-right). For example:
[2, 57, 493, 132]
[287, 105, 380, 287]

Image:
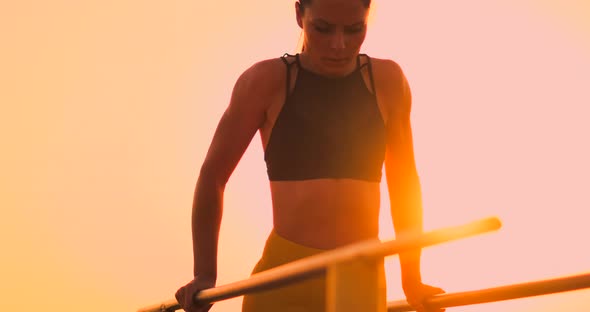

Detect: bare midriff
[270, 178, 381, 250]
[258, 57, 388, 250]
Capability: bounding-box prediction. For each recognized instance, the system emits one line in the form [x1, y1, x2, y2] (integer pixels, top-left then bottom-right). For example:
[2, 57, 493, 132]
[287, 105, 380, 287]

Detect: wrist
[401, 269, 421, 284]
[400, 257, 422, 286]
[194, 272, 217, 282]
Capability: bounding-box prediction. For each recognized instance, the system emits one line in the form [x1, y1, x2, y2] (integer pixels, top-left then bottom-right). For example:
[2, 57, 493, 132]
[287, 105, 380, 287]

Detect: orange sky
[1, 1, 589, 311]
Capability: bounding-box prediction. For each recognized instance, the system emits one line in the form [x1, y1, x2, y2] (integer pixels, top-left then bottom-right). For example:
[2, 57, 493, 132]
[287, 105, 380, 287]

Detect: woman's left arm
[378, 59, 445, 312]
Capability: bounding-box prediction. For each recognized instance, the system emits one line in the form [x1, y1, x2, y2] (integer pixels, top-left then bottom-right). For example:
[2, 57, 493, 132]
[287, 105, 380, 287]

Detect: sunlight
[1, 1, 588, 311]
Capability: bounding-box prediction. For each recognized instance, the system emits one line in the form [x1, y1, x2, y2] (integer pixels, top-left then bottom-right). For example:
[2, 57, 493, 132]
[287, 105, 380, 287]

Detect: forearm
[389, 171, 424, 283]
[191, 172, 225, 281]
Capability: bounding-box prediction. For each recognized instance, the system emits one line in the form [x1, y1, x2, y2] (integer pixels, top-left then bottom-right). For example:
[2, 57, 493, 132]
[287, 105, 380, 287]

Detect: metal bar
[137, 217, 500, 312]
[387, 272, 590, 312]
[136, 300, 179, 312]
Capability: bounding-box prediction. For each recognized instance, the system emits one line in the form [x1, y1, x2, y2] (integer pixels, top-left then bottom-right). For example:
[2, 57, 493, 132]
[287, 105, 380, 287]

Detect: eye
[345, 26, 365, 34]
[314, 25, 332, 34]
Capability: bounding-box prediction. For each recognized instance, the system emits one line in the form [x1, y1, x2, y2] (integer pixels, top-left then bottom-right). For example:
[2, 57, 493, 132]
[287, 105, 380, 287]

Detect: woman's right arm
[176, 59, 282, 311]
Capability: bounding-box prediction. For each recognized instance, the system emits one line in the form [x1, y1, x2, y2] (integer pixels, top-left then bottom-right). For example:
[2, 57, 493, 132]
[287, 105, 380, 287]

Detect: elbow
[197, 161, 230, 192]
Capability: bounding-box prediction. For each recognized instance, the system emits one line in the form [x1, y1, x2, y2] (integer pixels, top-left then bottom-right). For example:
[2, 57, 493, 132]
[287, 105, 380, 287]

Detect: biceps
[385, 117, 417, 174]
[201, 105, 264, 184]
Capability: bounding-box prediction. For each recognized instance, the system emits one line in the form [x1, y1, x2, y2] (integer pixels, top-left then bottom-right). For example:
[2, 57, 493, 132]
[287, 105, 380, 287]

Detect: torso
[258, 53, 393, 249]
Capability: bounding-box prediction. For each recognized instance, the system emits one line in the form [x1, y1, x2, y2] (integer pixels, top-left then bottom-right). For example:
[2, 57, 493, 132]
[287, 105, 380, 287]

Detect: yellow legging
[241, 229, 386, 312]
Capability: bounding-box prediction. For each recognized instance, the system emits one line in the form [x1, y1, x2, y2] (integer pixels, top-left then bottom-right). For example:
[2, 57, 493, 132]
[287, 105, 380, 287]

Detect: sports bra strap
[359, 54, 376, 94]
[281, 53, 376, 94]
[281, 53, 298, 98]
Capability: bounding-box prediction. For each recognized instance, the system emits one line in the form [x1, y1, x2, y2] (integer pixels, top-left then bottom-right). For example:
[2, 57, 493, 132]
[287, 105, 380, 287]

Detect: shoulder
[367, 57, 407, 92]
[226, 57, 287, 113]
[233, 57, 286, 95]
[366, 56, 411, 116]
[368, 57, 403, 73]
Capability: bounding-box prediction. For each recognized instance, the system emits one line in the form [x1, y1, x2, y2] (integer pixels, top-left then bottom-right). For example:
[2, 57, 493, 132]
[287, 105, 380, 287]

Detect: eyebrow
[312, 18, 365, 27]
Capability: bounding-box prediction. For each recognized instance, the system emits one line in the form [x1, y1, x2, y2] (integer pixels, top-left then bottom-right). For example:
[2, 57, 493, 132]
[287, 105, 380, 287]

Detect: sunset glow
[1, 1, 589, 311]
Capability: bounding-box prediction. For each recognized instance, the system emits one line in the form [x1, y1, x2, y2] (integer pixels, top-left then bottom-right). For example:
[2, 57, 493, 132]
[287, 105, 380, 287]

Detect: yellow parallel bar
[387, 272, 590, 312]
[137, 217, 501, 312]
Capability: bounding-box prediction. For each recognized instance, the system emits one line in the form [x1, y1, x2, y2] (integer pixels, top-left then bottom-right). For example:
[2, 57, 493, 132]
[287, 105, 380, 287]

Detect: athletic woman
[176, 0, 445, 311]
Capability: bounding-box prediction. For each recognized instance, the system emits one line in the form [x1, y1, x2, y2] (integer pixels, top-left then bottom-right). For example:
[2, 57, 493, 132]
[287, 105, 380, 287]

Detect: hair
[298, 0, 372, 14]
[296, 0, 372, 52]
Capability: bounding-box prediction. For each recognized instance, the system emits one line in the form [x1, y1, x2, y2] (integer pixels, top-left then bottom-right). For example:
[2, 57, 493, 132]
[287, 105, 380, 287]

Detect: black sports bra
[264, 53, 386, 182]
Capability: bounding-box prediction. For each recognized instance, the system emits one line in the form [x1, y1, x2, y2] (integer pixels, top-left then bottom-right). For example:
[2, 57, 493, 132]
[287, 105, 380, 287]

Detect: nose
[330, 31, 346, 50]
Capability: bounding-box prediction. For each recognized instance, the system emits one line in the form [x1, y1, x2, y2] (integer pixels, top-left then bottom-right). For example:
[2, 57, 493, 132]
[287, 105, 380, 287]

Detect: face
[296, 0, 369, 77]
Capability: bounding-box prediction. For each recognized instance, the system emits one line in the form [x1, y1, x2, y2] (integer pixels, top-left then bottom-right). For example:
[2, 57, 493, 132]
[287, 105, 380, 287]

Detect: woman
[175, 0, 445, 311]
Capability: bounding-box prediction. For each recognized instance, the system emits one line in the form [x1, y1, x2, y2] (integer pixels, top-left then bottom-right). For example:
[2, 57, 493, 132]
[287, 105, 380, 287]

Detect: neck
[298, 51, 359, 78]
